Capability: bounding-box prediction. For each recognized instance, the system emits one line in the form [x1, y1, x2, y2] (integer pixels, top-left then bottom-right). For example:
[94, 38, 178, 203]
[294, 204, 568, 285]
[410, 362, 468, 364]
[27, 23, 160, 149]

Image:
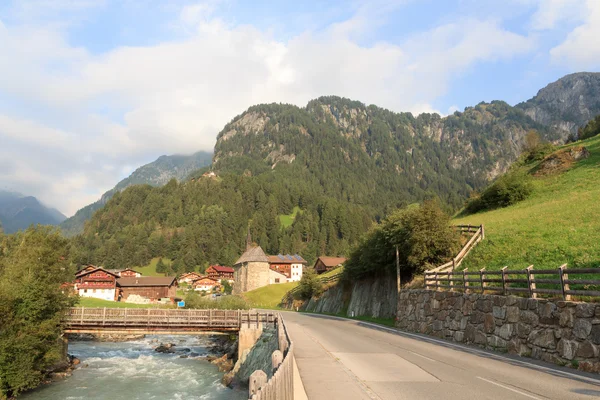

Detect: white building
[268, 254, 308, 282]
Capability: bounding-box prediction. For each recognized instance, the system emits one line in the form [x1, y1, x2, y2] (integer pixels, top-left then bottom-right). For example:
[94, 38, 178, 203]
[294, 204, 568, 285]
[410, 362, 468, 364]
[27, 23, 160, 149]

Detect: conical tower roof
[234, 245, 269, 265]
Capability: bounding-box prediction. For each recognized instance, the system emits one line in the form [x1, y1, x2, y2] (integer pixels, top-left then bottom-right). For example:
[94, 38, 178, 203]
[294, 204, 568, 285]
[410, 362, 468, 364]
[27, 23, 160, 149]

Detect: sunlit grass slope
[242, 267, 344, 309]
[454, 135, 600, 271]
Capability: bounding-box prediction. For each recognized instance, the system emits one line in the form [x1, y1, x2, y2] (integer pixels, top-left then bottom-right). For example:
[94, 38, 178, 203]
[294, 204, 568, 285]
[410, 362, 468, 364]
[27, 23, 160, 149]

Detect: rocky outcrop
[398, 290, 600, 372]
[534, 146, 590, 176]
[518, 72, 600, 138]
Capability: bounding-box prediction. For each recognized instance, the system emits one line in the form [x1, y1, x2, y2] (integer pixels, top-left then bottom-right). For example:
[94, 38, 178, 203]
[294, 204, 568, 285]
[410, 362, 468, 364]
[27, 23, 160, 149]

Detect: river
[20, 335, 247, 400]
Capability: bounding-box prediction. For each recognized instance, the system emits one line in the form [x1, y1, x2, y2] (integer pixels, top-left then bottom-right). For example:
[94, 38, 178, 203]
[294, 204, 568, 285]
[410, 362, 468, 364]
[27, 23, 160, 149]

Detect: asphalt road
[283, 312, 600, 400]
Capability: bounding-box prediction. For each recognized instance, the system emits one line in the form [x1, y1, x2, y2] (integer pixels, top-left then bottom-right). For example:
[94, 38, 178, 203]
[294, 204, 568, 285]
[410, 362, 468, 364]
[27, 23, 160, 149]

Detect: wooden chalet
[192, 277, 220, 292]
[178, 272, 203, 284]
[206, 265, 235, 282]
[74, 267, 119, 301]
[106, 268, 142, 277]
[268, 254, 307, 282]
[314, 256, 346, 274]
[116, 276, 178, 303]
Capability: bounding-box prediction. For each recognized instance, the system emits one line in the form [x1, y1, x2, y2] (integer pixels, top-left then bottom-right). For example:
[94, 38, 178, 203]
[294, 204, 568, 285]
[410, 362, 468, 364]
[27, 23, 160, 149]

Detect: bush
[344, 200, 460, 281]
[465, 171, 533, 213]
[295, 269, 323, 300]
[578, 114, 600, 141]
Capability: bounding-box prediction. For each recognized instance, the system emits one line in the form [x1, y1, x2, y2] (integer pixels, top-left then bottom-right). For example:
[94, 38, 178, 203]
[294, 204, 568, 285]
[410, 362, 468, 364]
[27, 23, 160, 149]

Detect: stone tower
[233, 245, 270, 294]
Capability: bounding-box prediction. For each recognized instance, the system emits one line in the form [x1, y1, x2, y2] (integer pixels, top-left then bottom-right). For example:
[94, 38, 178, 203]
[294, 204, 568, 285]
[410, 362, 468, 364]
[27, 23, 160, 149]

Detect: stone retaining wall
[397, 289, 600, 372]
[287, 274, 397, 319]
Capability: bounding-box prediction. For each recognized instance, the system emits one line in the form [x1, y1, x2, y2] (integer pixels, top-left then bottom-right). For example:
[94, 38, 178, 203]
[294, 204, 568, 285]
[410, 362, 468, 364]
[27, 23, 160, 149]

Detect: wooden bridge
[63, 308, 277, 334]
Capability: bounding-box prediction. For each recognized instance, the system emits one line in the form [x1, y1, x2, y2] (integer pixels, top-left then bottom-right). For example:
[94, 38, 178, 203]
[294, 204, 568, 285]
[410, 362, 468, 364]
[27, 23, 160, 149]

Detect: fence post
[526, 265, 536, 299]
[463, 268, 468, 293]
[209, 309, 212, 327]
[102, 307, 106, 326]
[124, 308, 128, 324]
[147, 308, 151, 326]
[434, 272, 439, 291]
[479, 268, 486, 294]
[501, 266, 507, 295]
[481, 224, 485, 240]
[448, 270, 453, 292]
[80, 306, 84, 325]
[559, 264, 571, 301]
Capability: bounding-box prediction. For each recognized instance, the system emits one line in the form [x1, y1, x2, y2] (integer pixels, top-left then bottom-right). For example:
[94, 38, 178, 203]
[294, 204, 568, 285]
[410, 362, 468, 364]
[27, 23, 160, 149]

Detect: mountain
[0, 190, 67, 234]
[59, 151, 212, 236]
[212, 97, 552, 211]
[517, 72, 600, 139]
[71, 96, 554, 272]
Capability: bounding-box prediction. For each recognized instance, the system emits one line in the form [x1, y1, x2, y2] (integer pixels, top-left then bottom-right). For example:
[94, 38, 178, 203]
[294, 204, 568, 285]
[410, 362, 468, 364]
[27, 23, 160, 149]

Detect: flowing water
[20, 335, 247, 400]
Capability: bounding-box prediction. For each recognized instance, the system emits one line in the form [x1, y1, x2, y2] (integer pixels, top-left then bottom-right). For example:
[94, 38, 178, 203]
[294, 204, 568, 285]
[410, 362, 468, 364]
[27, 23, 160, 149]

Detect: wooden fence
[64, 308, 276, 331]
[426, 224, 484, 274]
[283, 270, 343, 303]
[249, 314, 295, 400]
[424, 264, 600, 300]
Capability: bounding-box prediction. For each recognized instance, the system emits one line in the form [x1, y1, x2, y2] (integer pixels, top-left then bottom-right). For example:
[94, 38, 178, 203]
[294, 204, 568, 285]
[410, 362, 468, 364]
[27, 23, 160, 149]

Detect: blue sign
[177, 301, 185, 307]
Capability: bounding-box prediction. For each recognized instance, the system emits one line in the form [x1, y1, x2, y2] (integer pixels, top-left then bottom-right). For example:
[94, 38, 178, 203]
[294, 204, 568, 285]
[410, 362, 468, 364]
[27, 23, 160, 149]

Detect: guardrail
[249, 314, 294, 400]
[64, 308, 276, 331]
[424, 264, 600, 300]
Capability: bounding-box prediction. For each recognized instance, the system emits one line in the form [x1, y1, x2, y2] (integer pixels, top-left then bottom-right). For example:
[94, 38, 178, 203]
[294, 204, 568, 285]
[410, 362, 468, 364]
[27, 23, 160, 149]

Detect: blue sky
[0, 0, 599, 215]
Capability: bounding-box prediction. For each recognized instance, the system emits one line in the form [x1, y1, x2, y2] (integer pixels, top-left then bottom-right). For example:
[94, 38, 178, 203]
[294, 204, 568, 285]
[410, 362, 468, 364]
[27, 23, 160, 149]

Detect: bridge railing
[249, 314, 294, 400]
[64, 308, 276, 330]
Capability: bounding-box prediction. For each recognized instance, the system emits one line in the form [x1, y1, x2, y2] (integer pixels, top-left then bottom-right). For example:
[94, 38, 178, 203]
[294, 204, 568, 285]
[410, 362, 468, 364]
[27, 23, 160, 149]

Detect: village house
[206, 265, 235, 282]
[314, 256, 347, 274]
[117, 277, 178, 303]
[74, 267, 119, 301]
[269, 269, 288, 284]
[233, 245, 270, 294]
[105, 268, 142, 277]
[268, 254, 307, 282]
[178, 271, 203, 284]
[192, 277, 221, 292]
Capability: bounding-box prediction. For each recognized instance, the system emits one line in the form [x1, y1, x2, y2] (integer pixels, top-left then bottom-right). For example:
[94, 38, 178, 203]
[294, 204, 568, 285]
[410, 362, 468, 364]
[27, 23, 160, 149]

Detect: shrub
[344, 200, 460, 281]
[578, 114, 600, 141]
[295, 269, 323, 300]
[465, 171, 533, 213]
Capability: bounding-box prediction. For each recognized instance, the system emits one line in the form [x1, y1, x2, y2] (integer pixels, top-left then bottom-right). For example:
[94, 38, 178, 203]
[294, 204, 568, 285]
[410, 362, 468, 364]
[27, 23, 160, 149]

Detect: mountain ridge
[59, 151, 212, 236]
[0, 190, 67, 234]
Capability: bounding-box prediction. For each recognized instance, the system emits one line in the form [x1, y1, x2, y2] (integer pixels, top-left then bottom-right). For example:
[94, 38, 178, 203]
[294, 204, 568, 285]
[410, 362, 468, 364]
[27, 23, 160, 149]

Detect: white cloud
[550, 0, 600, 69]
[530, 0, 585, 30]
[0, 5, 537, 216]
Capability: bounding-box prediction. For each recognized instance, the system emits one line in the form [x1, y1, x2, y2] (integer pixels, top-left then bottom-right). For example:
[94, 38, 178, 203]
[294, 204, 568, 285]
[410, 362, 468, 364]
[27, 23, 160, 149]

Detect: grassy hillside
[243, 282, 298, 309]
[243, 267, 344, 309]
[134, 257, 172, 276]
[454, 135, 600, 271]
[279, 206, 301, 228]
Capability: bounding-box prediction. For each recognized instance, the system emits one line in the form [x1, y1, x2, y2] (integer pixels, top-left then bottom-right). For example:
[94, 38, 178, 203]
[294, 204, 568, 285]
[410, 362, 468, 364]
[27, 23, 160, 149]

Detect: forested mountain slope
[0, 190, 66, 234]
[71, 96, 560, 273]
[60, 151, 212, 236]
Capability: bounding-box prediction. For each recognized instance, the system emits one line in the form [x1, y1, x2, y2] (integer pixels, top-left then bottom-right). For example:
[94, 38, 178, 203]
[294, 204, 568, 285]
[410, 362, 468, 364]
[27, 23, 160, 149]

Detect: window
[275, 278, 280, 283]
[84, 289, 88, 293]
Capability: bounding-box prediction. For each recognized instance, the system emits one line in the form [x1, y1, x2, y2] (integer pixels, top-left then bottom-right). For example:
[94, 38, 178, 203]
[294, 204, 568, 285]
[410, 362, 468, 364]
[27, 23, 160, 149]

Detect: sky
[1, 0, 599, 216]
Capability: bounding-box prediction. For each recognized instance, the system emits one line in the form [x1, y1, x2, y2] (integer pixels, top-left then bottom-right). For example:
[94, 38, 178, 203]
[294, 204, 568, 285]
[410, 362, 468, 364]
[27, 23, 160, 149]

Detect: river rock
[573, 319, 592, 339]
[155, 343, 176, 353]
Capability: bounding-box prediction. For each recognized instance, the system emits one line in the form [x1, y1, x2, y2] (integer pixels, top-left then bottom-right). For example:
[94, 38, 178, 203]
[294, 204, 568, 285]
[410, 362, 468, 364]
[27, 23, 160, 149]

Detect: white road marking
[476, 376, 544, 399]
[408, 350, 437, 362]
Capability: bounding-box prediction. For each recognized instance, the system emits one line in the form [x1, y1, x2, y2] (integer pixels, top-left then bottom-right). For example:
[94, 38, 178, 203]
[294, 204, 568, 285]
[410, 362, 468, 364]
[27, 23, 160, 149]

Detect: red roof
[315, 256, 347, 267]
[209, 265, 234, 273]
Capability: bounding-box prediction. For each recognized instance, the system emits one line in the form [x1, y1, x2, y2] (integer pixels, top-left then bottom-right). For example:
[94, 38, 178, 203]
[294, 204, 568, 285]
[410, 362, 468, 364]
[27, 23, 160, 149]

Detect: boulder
[573, 319, 592, 340]
[506, 306, 520, 323]
[493, 306, 506, 320]
[155, 343, 176, 353]
[576, 341, 598, 359]
[576, 303, 595, 318]
[557, 339, 578, 360]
